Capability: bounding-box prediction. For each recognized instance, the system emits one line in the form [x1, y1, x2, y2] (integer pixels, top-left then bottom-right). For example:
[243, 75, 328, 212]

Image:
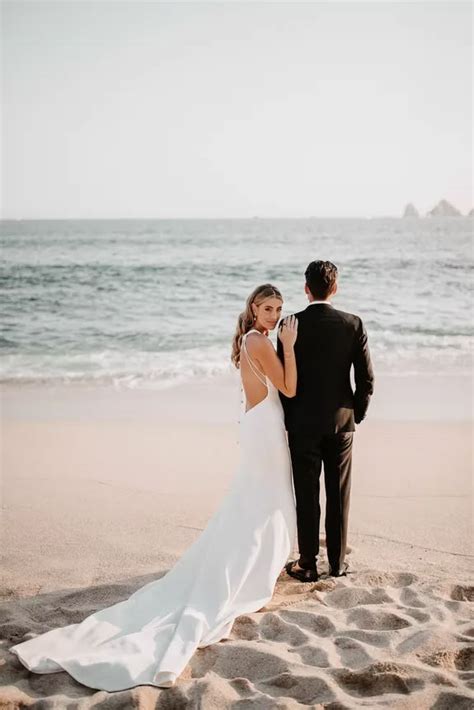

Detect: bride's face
[253, 297, 283, 332]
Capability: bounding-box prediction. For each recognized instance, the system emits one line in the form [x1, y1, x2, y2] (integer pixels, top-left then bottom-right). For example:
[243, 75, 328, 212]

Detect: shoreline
[1, 371, 472, 423]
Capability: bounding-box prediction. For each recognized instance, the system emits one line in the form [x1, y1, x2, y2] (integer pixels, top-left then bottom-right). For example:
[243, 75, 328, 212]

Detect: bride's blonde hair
[231, 284, 283, 368]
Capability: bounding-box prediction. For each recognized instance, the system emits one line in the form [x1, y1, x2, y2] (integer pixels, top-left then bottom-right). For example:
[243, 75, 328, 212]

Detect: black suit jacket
[277, 304, 374, 435]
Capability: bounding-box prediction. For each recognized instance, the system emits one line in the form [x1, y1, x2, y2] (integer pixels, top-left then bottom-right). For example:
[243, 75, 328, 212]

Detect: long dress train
[10, 330, 297, 691]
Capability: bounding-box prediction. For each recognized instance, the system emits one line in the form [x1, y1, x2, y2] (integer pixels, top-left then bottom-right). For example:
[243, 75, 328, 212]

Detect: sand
[0, 375, 473, 708]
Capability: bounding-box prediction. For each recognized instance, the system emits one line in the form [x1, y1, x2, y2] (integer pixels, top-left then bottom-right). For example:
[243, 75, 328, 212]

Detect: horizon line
[1, 214, 473, 222]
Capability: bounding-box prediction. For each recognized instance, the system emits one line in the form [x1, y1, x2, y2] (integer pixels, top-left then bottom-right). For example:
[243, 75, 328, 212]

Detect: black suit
[277, 303, 374, 572]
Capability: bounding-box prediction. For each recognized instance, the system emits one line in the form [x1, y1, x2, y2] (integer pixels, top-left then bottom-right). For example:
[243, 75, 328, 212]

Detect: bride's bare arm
[247, 316, 298, 397]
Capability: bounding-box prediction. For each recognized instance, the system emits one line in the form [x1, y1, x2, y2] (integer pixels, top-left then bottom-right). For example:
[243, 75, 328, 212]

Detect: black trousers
[288, 431, 353, 572]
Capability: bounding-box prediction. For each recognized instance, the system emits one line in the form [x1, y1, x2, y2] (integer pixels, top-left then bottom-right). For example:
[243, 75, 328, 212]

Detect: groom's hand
[353, 317, 375, 423]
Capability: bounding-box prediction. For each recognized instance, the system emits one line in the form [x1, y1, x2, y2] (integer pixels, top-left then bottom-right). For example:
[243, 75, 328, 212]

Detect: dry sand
[0, 375, 473, 708]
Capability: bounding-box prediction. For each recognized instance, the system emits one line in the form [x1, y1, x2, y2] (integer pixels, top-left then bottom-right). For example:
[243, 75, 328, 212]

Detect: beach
[1, 374, 472, 708]
[3, 0, 473, 702]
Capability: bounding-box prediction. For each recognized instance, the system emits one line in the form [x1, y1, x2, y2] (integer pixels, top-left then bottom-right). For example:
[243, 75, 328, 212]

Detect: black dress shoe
[329, 562, 349, 577]
[285, 560, 318, 582]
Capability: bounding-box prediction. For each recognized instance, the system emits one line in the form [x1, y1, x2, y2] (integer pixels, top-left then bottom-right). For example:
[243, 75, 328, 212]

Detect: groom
[277, 260, 374, 582]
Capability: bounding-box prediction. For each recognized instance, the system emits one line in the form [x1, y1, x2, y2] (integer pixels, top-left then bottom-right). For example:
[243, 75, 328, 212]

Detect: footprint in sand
[259, 613, 309, 647]
[431, 692, 474, 710]
[401, 607, 431, 623]
[454, 646, 474, 672]
[430, 605, 452, 623]
[333, 662, 424, 697]
[343, 628, 391, 649]
[2, 619, 41, 645]
[261, 672, 335, 705]
[279, 609, 336, 637]
[288, 643, 330, 668]
[396, 629, 433, 655]
[347, 608, 412, 631]
[458, 624, 474, 639]
[229, 676, 256, 697]
[418, 645, 474, 674]
[400, 586, 427, 608]
[192, 644, 289, 683]
[445, 599, 471, 615]
[450, 585, 474, 602]
[334, 635, 373, 669]
[324, 586, 394, 609]
[358, 571, 418, 589]
[230, 615, 260, 641]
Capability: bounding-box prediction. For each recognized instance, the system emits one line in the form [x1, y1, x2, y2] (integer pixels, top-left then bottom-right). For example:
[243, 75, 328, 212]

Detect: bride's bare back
[241, 317, 298, 412]
[241, 332, 269, 412]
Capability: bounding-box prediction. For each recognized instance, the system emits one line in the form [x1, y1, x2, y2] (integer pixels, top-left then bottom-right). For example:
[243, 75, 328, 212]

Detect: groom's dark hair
[305, 260, 338, 299]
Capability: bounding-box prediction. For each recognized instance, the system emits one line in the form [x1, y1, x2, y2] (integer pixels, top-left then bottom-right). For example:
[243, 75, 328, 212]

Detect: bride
[10, 284, 299, 691]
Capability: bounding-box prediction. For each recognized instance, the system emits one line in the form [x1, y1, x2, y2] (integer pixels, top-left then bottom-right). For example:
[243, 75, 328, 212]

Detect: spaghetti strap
[242, 331, 267, 387]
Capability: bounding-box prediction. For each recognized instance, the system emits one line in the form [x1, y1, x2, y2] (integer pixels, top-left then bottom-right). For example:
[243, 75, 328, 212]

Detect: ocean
[1, 218, 472, 388]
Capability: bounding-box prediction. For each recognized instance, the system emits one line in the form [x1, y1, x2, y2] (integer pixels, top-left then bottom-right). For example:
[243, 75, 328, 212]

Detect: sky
[1, 0, 472, 219]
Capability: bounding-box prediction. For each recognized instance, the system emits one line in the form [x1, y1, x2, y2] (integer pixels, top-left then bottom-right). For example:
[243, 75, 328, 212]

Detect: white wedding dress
[10, 330, 297, 691]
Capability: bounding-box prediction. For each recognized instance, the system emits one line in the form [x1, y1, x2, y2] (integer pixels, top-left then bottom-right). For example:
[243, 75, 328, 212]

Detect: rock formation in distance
[426, 199, 462, 217]
[402, 203, 420, 217]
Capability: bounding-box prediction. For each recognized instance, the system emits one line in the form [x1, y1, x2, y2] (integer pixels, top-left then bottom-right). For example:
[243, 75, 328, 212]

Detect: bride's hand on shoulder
[278, 315, 298, 348]
[252, 318, 297, 397]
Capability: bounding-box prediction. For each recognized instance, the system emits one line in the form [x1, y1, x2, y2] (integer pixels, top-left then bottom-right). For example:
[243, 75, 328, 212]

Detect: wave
[1, 341, 472, 389]
[0, 346, 235, 389]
